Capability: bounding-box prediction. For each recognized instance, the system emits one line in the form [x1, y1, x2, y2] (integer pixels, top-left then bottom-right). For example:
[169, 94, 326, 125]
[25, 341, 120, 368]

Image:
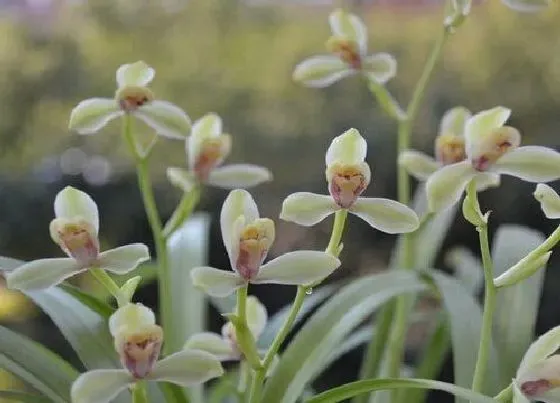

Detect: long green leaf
[167, 213, 211, 403]
[26, 287, 121, 371]
[167, 213, 211, 352]
[0, 325, 78, 403]
[0, 390, 52, 403]
[305, 378, 497, 403]
[430, 271, 501, 402]
[259, 285, 336, 349]
[261, 271, 427, 403]
[492, 225, 546, 384]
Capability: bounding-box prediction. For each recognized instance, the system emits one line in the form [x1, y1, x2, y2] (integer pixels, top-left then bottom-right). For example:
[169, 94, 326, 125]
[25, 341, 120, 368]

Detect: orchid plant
[0, 1, 559, 403]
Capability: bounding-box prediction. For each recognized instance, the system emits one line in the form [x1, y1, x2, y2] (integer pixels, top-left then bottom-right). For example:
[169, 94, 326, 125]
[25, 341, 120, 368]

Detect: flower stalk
[469, 180, 497, 395]
[366, 27, 451, 398]
[121, 115, 174, 356]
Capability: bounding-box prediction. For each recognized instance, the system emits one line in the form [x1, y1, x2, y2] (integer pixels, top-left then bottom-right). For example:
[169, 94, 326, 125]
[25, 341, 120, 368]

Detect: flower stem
[326, 209, 348, 256]
[247, 208, 348, 403]
[162, 187, 201, 239]
[89, 267, 123, 306]
[122, 115, 173, 355]
[376, 27, 450, 395]
[132, 381, 149, 403]
[237, 285, 248, 320]
[470, 204, 496, 394]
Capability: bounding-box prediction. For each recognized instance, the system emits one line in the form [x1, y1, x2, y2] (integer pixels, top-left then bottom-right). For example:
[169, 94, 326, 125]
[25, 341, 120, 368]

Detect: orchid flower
[426, 106, 560, 212]
[71, 303, 223, 403]
[293, 8, 396, 88]
[167, 113, 272, 192]
[6, 186, 149, 291]
[399, 107, 500, 191]
[191, 189, 341, 297]
[184, 295, 268, 362]
[280, 128, 419, 234]
[69, 61, 191, 139]
[513, 325, 560, 403]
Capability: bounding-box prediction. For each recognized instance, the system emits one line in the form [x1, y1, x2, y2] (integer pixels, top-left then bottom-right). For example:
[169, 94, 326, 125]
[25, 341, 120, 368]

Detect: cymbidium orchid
[184, 295, 268, 362]
[71, 303, 223, 403]
[166, 113, 272, 191]
[398, 107, 500, 191]
[6, 186, 149, 291]
[280, 128, 419, 234]
[68, 61, 191, 139]
[426, 106, 560, 212]
[292, 8, 396, 88]
[516, 355, 560, 403]
[191, 189, 341, 297]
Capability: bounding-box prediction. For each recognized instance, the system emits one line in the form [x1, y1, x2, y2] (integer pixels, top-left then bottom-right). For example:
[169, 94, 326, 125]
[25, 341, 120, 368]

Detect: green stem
[89, 267, 123, 306]
[380, 27, 450, 392]
[469, 184, 496, 395]
[248, 209, 348, 403]
[132, 381, 149, 403]
[326, 210, 348, 256]
[237, 285, 248, 320]
[122, 115, 173, 355]
[494, 384, 513, 403]
[163, 187, 201, 239]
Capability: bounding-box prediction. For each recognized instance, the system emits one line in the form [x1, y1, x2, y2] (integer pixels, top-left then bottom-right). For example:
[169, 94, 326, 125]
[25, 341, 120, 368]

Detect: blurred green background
[0, 0, 559, 400]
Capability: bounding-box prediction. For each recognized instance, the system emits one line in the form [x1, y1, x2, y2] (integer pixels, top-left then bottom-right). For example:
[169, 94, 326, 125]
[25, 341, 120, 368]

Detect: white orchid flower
[167, 113, 272, 192]
[6, 186, 149, 291]
[293, 9, 396, 88]
[280, 128, 419, 234]
[69, 61, 191, 139]
[399, 107, 500, 191]
[71, 303, 223, 403]
[426, 106, 560, 212]
[191, 189, 341, 297]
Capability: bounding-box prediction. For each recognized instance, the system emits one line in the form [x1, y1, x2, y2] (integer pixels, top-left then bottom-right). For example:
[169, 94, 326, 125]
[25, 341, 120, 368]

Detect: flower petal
[246, 295, 267, 340]
[501, 0, 551, 12]
[149, 349, 224, 386]
[425, 160, 476, 212]
[534, 183, 560, 219]
[325, 128, 367, 167]
[439, 106, 471, 136]
[71, 369, 132, 403]
[166, 167, 196, 193]
[465, 106, 511, 156]
[183, 332, 235, 361]
[206, 164, 273, 189]
[97, 244, 150, 275]
[473, 172, 501, 191]
[135, 100, 191, 139]
[329, 9, 368, 55]
[350, 197, 420, 233]
[253, 251, 341, 286]
[362, 53, 396, 84]
[493, 146, 560, 182]
[279, 192, 337, 226]
[54, 186, 99, 233]
[69, 98, 122, 135]
[109, 303, 156, 336]
[191, 266, 245, 297]
[188, 113, 223, 170]
[220, 189, 259, 266]
[293, 55, 354, 88]
[6, 258, 82, 291]
[398, 150, 440, 181]
[116, 61, 155, 88]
